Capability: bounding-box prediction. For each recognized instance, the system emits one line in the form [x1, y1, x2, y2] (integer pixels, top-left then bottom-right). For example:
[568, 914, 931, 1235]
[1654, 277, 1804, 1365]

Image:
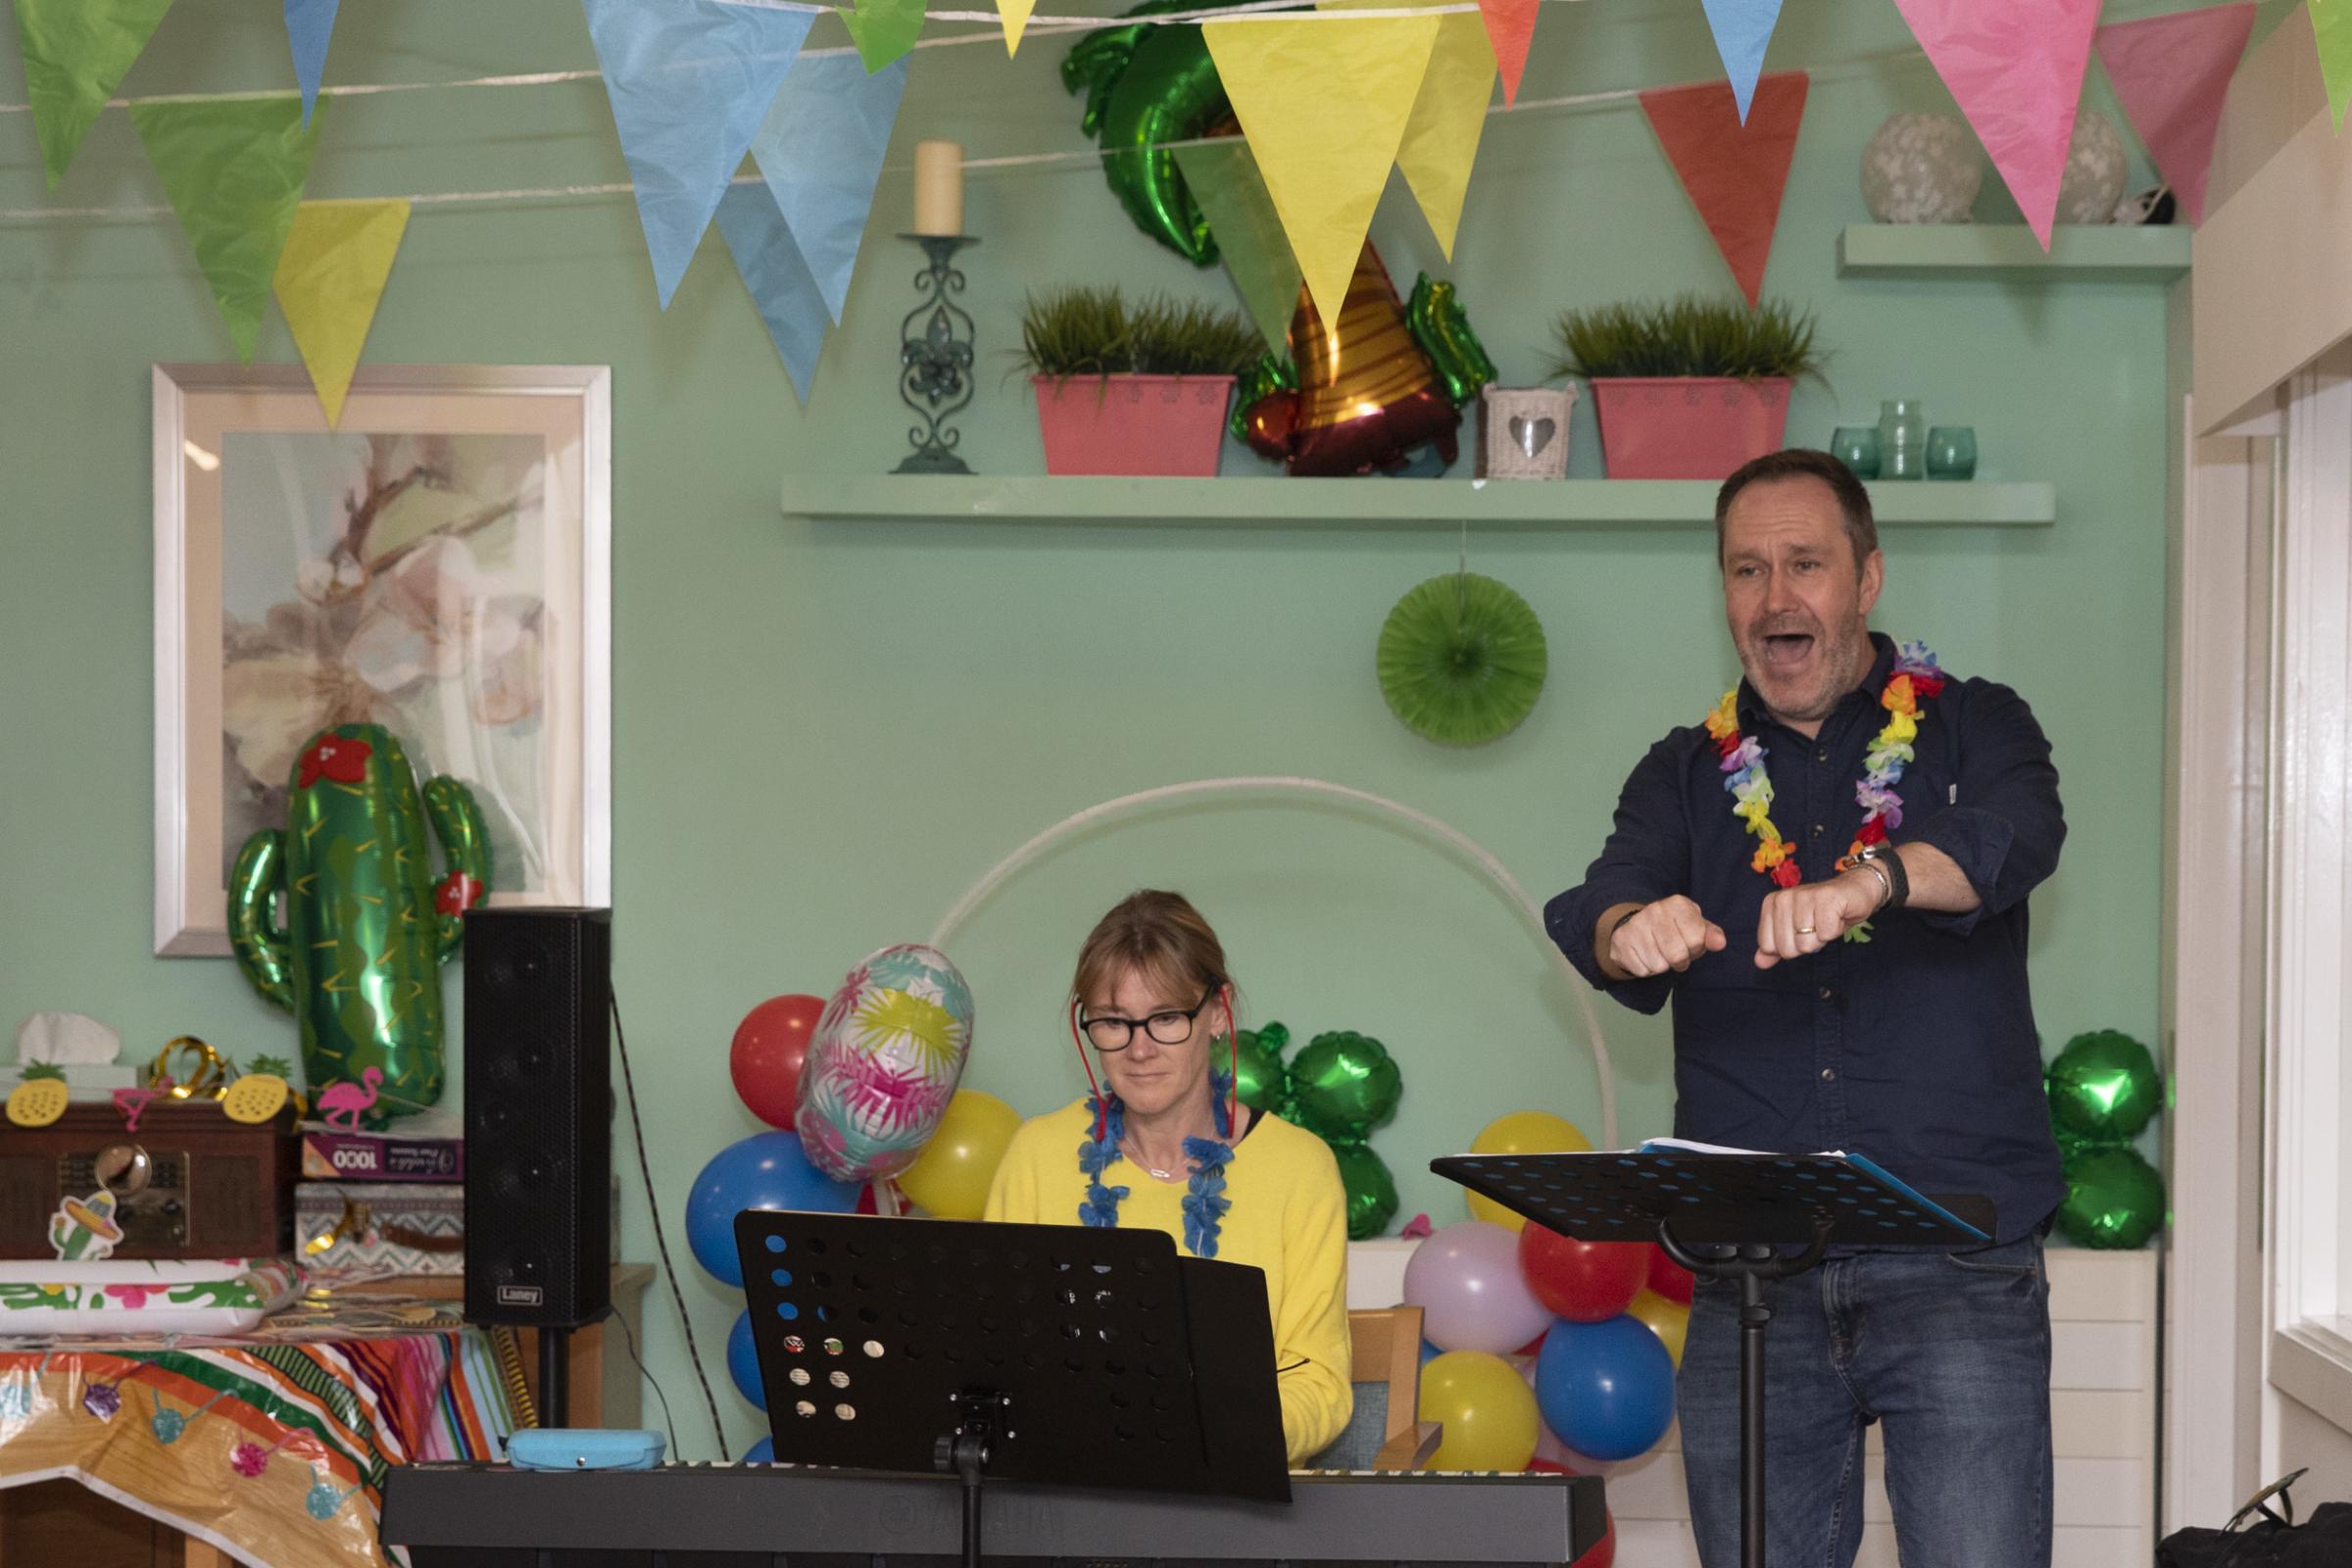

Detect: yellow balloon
[898, 1090, 1022, 1219]
[1417, 1350, 1540, 1471]
[1465, 1111, 1592, 1231]
[1625, 1287, 1689, 1367]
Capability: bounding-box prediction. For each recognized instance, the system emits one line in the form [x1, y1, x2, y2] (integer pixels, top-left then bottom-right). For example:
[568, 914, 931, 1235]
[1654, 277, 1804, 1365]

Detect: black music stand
[1432, 1150, 1988, 1568]
[735, 1211, 1291, 1568]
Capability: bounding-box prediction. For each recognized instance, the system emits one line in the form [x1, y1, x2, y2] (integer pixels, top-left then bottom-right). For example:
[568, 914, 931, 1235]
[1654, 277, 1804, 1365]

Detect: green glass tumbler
[1829, 427, 1881, 478]
[1925, 426, 1978, 480]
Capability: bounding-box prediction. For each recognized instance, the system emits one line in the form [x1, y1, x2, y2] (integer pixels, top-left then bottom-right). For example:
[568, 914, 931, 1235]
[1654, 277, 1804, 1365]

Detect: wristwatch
[1853, 842, 1909, 910]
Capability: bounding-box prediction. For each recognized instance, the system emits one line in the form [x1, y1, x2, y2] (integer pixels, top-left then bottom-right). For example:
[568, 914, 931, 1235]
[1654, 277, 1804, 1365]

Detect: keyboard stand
[1433, 1150, 1987, 1568]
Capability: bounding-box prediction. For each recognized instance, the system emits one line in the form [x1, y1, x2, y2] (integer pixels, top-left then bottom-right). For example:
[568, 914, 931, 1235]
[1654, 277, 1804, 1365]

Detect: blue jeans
[1677, 1235, 2051, 1568]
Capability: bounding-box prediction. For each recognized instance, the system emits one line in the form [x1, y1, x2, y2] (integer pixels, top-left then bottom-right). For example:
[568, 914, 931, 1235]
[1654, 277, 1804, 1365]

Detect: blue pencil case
[507, 1428, 667, 1471]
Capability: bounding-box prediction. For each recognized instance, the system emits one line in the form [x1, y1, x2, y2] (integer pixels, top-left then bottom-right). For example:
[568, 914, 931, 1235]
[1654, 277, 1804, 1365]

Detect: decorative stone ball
[2057, 111, 2130, 225]
[1860, 114, 1983, 224]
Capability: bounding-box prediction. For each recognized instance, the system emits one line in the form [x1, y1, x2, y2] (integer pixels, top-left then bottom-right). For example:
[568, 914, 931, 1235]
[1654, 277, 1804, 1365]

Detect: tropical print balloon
[795, 945, 975, 1183]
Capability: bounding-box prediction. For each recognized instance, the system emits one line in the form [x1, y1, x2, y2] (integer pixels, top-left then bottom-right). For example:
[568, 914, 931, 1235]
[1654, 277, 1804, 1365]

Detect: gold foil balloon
[2055, 1146, 2167, 1250]
[2045, 1030, 2163, 1141]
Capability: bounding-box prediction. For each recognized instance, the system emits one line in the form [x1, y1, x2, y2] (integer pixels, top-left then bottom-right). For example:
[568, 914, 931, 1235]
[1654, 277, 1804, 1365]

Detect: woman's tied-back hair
[1072, 889, 1232, 1012]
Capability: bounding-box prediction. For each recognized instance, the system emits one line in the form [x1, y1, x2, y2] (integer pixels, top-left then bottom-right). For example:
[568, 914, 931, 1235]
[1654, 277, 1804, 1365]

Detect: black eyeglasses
[1078, 986, 1219, 1053]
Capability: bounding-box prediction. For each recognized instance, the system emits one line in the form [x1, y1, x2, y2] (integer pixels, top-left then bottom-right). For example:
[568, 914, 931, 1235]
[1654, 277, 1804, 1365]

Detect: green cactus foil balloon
[229, 725, 491, 1127]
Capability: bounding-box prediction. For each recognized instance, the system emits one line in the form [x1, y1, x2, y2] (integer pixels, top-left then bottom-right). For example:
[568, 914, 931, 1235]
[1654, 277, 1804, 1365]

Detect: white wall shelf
[1837, 223, 2191, 282]
[779, 475, 2055, 528]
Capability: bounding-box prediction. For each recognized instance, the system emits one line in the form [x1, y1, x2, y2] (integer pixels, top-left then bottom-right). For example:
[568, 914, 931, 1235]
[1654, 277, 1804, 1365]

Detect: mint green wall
[2, 0, 2230, 1456]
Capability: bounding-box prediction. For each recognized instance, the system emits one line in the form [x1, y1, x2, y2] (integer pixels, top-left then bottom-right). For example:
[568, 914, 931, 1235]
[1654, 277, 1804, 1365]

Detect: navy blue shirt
[1545, 633, 2066, 1243]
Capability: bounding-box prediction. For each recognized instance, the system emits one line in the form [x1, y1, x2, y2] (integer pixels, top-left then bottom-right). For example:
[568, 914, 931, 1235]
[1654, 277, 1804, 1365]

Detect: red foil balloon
[1517, 1223, 1649, 1323]
[1645, 1244, 1695, 1306]
[729, 994, 824, 1129]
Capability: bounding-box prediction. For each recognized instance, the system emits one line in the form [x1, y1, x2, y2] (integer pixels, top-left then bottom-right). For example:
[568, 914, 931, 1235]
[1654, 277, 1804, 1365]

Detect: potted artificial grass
[1018, 287, 1262, 476]
[1554, 296, 1826, 480]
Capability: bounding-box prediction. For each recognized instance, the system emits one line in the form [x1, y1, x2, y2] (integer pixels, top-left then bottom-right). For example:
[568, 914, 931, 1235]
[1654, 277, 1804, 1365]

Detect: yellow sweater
[984, 1099, 1353, 1464]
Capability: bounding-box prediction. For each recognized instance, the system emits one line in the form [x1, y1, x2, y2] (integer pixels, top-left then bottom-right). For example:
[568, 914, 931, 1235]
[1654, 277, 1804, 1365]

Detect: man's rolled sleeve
[1545, 735, 1692, 1015]
[1905, 681, 2066, 938]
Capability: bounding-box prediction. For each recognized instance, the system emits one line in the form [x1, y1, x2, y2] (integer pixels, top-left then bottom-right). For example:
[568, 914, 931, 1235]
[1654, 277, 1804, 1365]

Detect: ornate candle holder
[893, 234, 978, 474]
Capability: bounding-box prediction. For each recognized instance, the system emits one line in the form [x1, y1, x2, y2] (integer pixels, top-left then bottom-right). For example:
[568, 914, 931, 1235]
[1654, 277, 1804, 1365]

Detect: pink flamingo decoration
[114, 1078, 172, 1133]
[317, 1067, 383, 1133]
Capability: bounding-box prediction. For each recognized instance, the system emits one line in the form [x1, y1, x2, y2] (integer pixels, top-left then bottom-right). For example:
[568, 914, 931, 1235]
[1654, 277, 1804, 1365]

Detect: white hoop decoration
[926, 775, 1617, 1149]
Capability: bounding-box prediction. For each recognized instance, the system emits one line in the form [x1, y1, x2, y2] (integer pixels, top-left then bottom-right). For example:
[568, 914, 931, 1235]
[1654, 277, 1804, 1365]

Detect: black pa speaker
[463, 907, 612, 1328]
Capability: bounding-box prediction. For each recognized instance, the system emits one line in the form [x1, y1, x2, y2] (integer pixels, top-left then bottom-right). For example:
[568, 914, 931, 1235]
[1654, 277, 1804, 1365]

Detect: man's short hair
[1714, 449, 1879, 573]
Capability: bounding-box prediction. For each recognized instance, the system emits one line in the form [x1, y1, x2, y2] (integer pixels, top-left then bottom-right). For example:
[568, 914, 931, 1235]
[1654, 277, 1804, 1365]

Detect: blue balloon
[742, 1436, 775, 1463]
[1419, 1338, 1442, 1367]
[727, 1308, 767, 1410]
[686, 1130, 860, 1287]
[1533, 1315, 1676, 1462]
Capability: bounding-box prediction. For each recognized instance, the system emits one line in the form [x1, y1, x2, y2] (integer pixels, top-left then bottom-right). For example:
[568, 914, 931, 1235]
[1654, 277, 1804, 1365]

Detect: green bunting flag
[131, 96, 327, 361]
[1170, 140, 1304, 353]
[839, 0, 926, 73]
[2316, 0, 2352, 130]
[15, 0, 178, 187]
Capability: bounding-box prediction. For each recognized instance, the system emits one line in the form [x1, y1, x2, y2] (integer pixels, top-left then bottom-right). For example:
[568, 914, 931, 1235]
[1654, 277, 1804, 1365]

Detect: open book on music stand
[1431, 1147, 1989, 1568]
[735, 1211, 1291, 1568]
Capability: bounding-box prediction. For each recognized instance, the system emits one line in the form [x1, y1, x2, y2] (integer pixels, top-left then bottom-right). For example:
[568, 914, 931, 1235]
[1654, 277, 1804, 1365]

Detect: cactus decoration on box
[228, 724, 491, 1128]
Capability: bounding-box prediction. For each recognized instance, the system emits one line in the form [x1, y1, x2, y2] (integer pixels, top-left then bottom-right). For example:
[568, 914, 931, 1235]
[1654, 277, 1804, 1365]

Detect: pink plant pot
[1589, 377, 1793, 480]
[1032, 374, 1236, 477]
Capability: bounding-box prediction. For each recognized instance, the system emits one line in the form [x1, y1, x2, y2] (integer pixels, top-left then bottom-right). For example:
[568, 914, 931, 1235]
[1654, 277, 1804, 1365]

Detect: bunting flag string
[284, 0, 342, 126]
[1394, 7, 1498, 258]
[2093, 3, 2254, 226]
[273, 199, 410, 423]
[839, 0, 928, 71]
[993, 0, 1036, 56]
[2312, 0, 2352, 131]
[1204, 11, 1439, 325]
[1890, 0, 2101, 249]
[581, 0, 815, 308]
[1639, 71, 1805, 309]
[1697, 0, 1782, 123]
[1477, 0, 1540, 108]
[15, 0, 177, 187]
[130, 94, 326, 360]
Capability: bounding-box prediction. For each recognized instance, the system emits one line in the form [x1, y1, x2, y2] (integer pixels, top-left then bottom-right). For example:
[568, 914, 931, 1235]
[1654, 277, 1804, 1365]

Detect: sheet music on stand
[1430, 1145, 1990, 1248]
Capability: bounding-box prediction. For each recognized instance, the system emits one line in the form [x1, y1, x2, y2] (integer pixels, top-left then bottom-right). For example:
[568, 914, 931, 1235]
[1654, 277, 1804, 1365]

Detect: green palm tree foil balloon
[228, 724, 491, 1127]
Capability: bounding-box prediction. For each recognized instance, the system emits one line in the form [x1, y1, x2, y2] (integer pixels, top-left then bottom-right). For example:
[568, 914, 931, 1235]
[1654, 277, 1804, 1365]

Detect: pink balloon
[1403, 1220, 1556, 1354]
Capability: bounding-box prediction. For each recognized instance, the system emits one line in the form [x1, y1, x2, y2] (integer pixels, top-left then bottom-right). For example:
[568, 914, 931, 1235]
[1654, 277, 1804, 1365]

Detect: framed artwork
[153, 365, 611, 956]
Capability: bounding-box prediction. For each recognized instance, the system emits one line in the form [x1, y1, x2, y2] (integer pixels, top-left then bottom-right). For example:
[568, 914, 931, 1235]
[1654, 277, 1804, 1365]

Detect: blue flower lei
[1077, 1068, 1236, 1258]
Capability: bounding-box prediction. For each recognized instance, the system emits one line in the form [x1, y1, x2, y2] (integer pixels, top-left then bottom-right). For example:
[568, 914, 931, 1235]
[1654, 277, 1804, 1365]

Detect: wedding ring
[1796, 925, 1816, 935]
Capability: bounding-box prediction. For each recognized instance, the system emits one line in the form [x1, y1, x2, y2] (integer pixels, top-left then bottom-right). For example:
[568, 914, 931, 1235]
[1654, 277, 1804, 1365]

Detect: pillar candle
[912, 141, 965, 236]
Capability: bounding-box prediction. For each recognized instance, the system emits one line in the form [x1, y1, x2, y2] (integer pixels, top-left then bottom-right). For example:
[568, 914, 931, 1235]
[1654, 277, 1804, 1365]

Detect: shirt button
[1812, 822, 1825, 837]
[1815, 750, 1828, 762]
[1821, 1067, 1837, 1081]
[1818, 987, 1834, 1002]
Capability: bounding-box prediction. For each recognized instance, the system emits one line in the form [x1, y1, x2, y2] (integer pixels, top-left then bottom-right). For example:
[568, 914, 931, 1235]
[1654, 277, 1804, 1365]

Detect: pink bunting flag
[1639, 73, 1808, 309]
[2094, 3, 2255, 225]
[1478, 0, 1540, 107]
[1891, 0, 2103, 248]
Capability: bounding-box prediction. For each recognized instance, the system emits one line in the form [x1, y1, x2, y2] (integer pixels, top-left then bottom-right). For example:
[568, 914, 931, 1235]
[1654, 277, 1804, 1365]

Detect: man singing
[1546, 449, 2066, 1568]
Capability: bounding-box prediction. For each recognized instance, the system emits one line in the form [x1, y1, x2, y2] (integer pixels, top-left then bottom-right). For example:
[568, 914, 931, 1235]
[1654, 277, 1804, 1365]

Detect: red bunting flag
[1891, 0, 2102, 248]
[1639, 72, 1808, 309]
[2094, 3, 2255, 225]
[1478, 0, 1540, 107]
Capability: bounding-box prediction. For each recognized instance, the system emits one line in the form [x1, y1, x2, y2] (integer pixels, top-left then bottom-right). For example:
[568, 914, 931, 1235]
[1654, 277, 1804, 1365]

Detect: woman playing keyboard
[984, 889, 1352, 1464]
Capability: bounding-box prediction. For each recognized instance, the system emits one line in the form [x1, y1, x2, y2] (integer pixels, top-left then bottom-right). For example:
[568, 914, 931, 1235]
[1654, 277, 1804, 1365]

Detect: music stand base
[1659, 1222, 1833, 1568]
[934, 1389, 1008, 1568]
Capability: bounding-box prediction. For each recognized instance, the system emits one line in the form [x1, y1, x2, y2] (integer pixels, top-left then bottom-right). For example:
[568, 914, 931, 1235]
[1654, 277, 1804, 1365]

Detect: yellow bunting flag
[271, 200, 411, 426]
[995, 0, 1034, 55]
[1392, 9, 1496, 259]
[1203, 13, 1440, 325]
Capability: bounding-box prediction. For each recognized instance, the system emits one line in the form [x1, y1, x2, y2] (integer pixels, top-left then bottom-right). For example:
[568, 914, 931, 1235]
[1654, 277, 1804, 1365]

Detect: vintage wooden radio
[0, 1102, 300, 1260]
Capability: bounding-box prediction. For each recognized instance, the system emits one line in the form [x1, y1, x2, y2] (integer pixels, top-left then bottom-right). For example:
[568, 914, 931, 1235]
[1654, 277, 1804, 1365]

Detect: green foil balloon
[1331, 1140, 1398, 1242]
[229, 724, 492, 1127]
[1288, 1030, 1403, 1142]
[2046, 1029, 2163, 1141]
[1405, 275, 1498, 409]
[2055, 1146, 2167, 1250]
[1233, 1022, 1289, 1113]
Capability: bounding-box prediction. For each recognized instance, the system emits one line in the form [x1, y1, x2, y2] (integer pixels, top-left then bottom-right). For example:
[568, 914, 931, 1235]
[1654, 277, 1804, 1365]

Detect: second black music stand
[1432, 1150, 1989, 1568]
[735, 1211, 1291, 1568]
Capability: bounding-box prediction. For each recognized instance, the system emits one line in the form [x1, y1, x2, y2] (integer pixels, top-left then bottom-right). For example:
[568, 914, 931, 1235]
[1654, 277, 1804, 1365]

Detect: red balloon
[1646, 1244, 1695, 1306]
[1570, 1511, 1616, 1568]
[730, 994, 824, 1129]
[1517, 1223, 1648, 1323]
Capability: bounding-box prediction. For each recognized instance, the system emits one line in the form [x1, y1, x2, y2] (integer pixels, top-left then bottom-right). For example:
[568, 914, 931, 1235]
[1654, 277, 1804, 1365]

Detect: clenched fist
[1754, 869, 1884, 968]
[1599, 896, 1728, 979]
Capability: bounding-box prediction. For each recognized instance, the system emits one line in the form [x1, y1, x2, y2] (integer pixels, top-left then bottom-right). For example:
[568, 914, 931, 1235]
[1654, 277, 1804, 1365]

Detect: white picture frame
[152, 364, 611, 956]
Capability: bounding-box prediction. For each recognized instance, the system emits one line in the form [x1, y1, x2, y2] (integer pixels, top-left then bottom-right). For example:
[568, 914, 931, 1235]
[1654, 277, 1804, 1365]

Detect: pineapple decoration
[222, 1055, 302, 1125]
[6, 1062, 70, 1129]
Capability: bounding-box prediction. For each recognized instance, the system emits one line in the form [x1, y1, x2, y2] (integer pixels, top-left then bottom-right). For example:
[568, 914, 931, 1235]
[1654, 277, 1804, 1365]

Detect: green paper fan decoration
[1377, 572, 1547, 745]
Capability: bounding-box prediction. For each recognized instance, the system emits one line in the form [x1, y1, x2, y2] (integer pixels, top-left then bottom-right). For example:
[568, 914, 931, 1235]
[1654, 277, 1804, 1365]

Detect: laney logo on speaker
[498, 1284, 545, 1306]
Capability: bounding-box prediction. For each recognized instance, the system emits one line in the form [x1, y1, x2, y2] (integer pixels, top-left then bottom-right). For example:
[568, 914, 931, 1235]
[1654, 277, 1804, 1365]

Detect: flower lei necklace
[1701, 641, 1944, 943]
[1077, 1067, 1235, 1258]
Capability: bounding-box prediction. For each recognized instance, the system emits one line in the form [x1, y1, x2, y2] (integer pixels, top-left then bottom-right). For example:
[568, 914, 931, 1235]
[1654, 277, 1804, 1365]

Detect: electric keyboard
[381, 1460, 1607, 1568]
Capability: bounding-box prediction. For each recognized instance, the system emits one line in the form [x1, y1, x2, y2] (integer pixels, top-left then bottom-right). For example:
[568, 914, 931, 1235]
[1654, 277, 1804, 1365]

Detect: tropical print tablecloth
[0, 1288, 525, 1568]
